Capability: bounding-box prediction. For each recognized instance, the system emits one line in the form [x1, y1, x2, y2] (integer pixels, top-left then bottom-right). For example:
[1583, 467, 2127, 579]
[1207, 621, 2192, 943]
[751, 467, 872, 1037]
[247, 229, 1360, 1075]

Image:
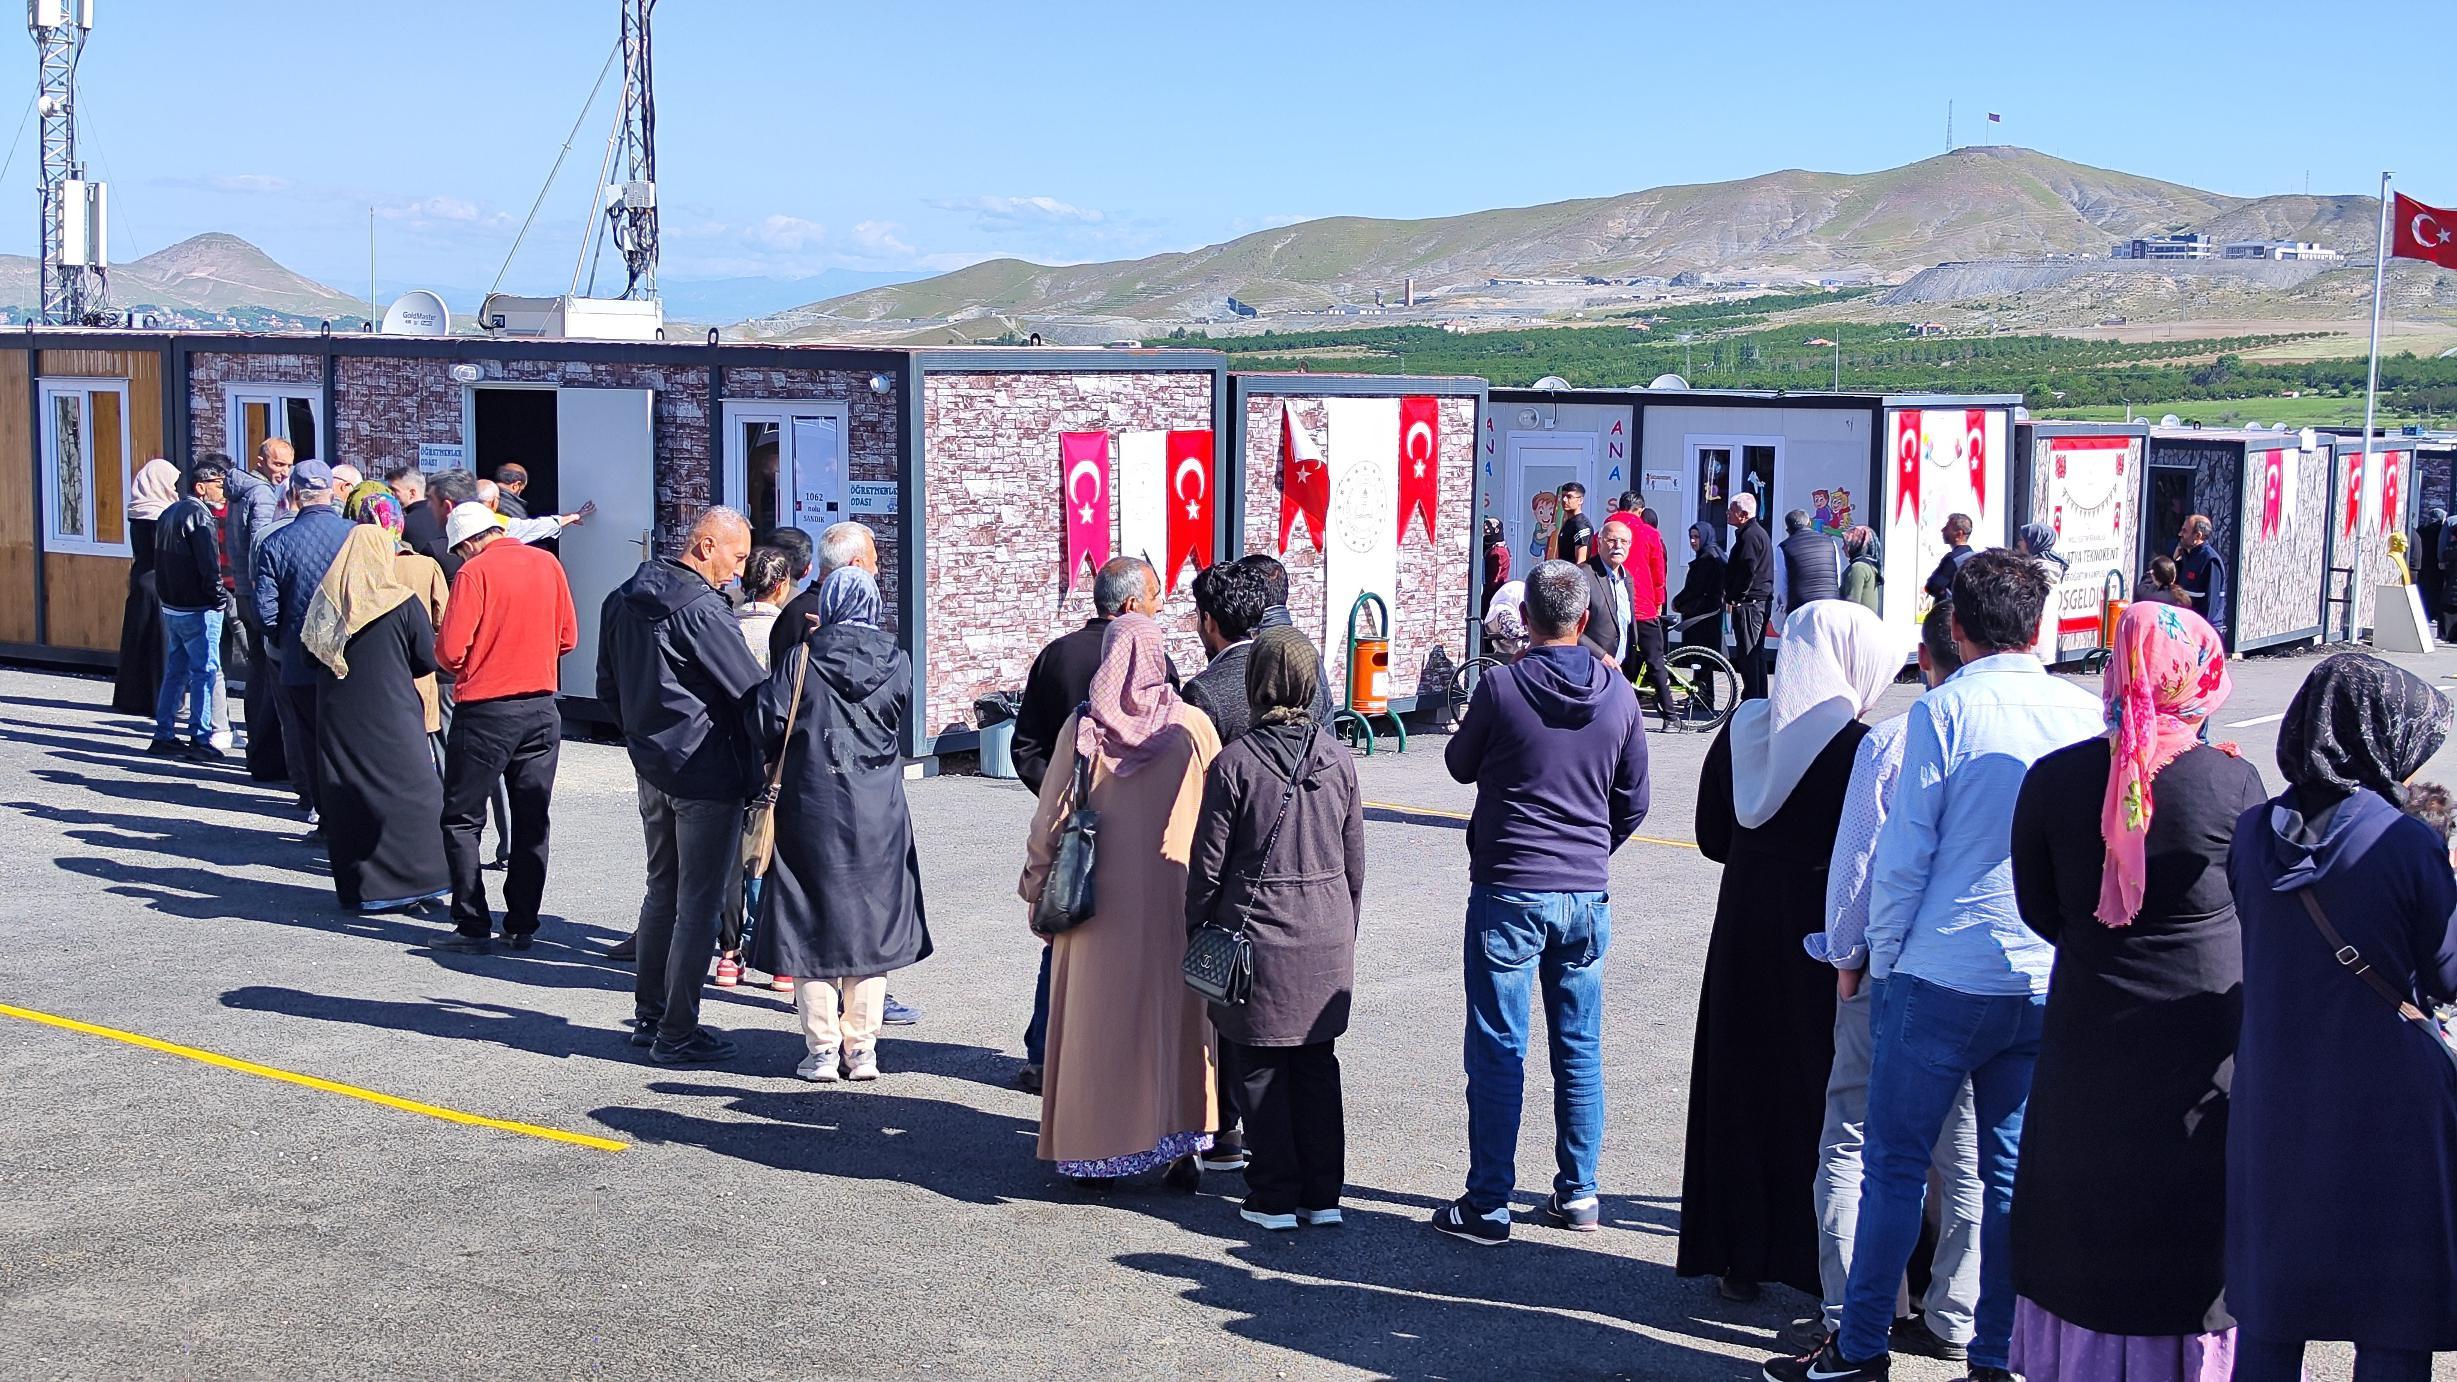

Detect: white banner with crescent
[1321, 397, 1402, 683]
[1116, 429, 1168, 576]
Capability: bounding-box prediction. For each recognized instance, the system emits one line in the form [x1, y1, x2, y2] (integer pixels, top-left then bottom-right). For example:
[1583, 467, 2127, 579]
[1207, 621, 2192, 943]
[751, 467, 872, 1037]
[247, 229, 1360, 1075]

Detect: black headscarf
[1688, 521, 1727, 563]
[1244, 625, 1324, 779]
[2278, 652, 2452, 807]
[2017, 521, 2070, 577]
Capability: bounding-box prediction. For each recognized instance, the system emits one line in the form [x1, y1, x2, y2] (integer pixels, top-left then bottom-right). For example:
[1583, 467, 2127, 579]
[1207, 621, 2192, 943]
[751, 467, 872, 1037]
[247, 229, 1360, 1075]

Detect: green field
[2047, 395, 2439, 428]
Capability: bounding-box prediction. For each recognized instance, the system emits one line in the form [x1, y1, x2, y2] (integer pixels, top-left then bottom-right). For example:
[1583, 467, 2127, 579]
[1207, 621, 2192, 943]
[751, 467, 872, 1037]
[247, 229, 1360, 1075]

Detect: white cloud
[377, 195, 484, 224]
[745, 213, 826, 252]
[850, 219, 917, 259]
[211, 173, 290, 194]
[928, 193, 1106, 226]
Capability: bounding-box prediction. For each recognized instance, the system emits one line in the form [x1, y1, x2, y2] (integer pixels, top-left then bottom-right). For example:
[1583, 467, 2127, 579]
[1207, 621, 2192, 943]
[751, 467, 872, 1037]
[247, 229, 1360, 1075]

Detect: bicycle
[1442, 652, 1507, 728]
[1639, 612, 1742, 736]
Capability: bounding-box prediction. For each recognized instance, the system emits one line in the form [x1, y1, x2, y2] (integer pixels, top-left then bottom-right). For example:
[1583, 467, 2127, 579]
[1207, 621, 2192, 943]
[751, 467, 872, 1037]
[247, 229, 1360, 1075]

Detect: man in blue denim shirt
[1433, 560, 1650, 1246]
[1768, 552, 2101, 1382]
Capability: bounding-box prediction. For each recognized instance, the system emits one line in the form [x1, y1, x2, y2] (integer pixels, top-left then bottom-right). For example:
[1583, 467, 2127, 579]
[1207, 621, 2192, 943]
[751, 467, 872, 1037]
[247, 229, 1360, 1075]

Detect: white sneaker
[843, 1050, 879, 1082]
[795, 1049, 840, 1082]
[209, 729, 234, 751]
[1239, 1207, 1299, 1232]
[1297, 1207, 1344, 1227]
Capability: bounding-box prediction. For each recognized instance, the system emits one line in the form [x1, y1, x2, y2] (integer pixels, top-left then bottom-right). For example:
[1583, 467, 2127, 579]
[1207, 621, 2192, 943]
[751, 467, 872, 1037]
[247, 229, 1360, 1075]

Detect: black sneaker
[1762, 1338, 1889, 1382]
[145, 738, 186, 758]
[1538, 1190, 1600, 1232]
[433, 933, 490, 954]
[606, 934, 638, 962]
[1889, 1314, 1967, 1362]
[626, 1020, 657, 1049]
[503, 931, 534, 952]
[1964, 1369, 2013, 1382]
[183, 742, 225, 762]
[649, 1029, 738, 1064]
[1429, 1198, 1511, 1246]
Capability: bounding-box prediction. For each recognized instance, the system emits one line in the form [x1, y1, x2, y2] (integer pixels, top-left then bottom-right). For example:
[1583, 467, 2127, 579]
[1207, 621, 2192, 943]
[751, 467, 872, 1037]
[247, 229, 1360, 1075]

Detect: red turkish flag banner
[2259, 449, 2286, 541]
[1398, 395, 1440, 543]
[2392, 193, 2457, 271]
[2381, 451, 2405, 535]
[1965, 409, 1988, 513]
[1163, 429, 1215, 589]
[1893, 411, 1922, 523]
[1061, 431, 1111, 589]
[2343, 447, 2365, 540]
[1277, 405, 1329, 553]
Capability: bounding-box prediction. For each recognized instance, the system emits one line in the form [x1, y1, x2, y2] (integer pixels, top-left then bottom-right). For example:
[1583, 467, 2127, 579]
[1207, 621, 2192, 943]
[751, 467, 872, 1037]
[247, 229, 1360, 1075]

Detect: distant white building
[2221, 240, 2340, 261]
[2110, 234, 2215, 260]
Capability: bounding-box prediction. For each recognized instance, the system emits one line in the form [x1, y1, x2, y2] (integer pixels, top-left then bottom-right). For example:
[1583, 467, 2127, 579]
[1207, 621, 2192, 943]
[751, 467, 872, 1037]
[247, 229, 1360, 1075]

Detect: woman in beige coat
[1020, 612, 1222, 1188]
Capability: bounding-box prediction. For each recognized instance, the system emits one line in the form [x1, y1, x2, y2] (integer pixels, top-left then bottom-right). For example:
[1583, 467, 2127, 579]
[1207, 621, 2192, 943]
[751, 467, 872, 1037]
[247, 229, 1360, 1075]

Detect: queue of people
[101, 456, 2457, 1372]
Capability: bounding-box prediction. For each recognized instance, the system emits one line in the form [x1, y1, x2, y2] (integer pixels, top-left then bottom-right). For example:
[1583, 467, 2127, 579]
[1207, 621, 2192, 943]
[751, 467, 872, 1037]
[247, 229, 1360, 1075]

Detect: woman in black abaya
[111, 459, 181, 716]
[301, 524, 448, 913]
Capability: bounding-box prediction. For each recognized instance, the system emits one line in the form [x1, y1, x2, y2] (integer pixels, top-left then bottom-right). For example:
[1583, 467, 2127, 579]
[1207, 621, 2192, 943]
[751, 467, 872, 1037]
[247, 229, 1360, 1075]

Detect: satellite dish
[380, 290, 450, 336]
[1650, 373, 1691, 390]
[2013, 405, 2031, 421]
[1532, 375, 1571, 391]
[2160, 413, 2182, 427]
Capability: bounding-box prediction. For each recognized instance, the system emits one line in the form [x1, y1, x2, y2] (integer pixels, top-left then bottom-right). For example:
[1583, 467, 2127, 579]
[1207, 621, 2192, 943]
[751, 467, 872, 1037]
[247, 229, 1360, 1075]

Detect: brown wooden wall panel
[43, 552, 124, 651]
[0, 350, 31, 644]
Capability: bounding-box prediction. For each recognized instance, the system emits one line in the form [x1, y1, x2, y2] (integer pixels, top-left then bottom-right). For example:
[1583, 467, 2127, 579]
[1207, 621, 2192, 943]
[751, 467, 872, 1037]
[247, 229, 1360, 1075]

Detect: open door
[556, 387, 656, 700]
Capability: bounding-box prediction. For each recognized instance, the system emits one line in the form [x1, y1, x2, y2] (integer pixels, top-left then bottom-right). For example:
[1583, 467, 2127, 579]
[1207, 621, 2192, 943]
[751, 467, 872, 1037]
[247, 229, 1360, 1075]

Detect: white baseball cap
[445, 503, 502, 550]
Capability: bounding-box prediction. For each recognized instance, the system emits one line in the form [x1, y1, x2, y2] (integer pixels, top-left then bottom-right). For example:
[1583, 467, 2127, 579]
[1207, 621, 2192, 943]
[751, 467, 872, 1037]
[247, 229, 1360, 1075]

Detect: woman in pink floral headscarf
[1020, 612, 1222, 1189]
[2004, 600, 2268, 1382]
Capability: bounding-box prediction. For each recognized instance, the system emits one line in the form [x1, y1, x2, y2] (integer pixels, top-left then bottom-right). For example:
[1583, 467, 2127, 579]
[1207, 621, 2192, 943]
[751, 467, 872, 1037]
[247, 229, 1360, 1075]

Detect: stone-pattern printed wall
[921, 369, 1214, 740]
[712, 365, 903, 631]
[186, 351, 322, 463]
[1239, 391, 1475, 701]
[331, 356, 714, 553]
[2238, 444, 2328, 646]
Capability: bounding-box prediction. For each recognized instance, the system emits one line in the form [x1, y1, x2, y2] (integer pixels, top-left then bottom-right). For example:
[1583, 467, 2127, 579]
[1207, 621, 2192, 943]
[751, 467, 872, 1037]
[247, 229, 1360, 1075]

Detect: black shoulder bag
[1183, 763, 1301, 1007]
[2297, 887, 2457, 1076]
[1030, 705, 1101, 937]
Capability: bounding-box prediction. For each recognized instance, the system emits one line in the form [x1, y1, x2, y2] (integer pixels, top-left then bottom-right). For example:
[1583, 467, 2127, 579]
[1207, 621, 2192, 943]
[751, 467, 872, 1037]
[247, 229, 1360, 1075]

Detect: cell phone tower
[609, 0, 658, 301]
[29, 0, 105, 325]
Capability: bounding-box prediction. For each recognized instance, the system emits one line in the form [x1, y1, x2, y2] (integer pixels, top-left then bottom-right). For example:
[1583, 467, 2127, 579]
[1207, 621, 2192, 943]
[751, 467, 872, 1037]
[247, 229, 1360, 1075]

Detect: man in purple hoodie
[1433, 559, 1651, 1246]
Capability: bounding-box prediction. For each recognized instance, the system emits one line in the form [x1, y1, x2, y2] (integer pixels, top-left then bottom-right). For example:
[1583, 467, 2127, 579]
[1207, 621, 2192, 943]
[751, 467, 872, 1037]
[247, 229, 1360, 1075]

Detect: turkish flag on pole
[1893, 411, 1922, 523]
[1397, 396, 1440, 543]
[1061, 431, 1111, 590]
[1965, 409, 1989, 514]
[1277, 404, 1328, 553]
[2392, 193, 2457, 271]
[1163, 429, 1215, 589]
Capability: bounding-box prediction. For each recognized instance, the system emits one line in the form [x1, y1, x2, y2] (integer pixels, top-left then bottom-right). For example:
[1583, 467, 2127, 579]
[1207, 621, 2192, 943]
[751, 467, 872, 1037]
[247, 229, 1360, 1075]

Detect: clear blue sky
[42, 0, 2457, 292]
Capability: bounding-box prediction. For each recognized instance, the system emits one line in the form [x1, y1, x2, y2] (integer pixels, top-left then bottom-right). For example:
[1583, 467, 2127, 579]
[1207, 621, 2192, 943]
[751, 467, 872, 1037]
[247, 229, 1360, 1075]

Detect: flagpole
[2361, 170, 2392, 484]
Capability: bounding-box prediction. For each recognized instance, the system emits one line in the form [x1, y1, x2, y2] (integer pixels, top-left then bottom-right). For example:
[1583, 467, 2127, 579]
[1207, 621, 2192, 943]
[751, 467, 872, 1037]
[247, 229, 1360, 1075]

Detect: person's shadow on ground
[1118, 1249, 1734, 1379]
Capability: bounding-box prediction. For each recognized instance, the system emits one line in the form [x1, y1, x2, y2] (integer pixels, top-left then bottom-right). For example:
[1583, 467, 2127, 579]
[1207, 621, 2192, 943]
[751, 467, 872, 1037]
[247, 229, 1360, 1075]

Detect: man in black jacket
[1923, 512, 1977, 601]
[597, 507, 766, 1065]
[1012, 556, 1163, 794]
[151, 460, 230, 759]
[769, 522, 872, 669]
[1182, 561, 1270, 744]
[1237, 553, 1338, 725]
[1580, 519, 1633, 675]
[1723, 493, 1776, 700]
[1779, 508, 1844, 614]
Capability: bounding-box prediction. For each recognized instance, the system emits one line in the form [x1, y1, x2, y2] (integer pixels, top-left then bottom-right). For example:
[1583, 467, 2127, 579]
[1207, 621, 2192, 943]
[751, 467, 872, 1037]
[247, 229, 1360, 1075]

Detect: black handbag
[1030, 710, 1100, 936]
[1183, 765, 1301, 1006]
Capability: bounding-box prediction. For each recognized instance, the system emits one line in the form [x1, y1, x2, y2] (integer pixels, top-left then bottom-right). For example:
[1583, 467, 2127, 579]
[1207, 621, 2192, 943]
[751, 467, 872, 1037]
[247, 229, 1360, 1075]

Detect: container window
[39, 379, 132, 557]
[226, 385, 322, 466]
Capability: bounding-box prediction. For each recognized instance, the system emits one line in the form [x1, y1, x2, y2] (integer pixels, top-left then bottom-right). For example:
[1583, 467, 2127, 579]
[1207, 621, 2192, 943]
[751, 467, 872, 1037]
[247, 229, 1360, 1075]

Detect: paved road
[0, 648, 2448, 1380]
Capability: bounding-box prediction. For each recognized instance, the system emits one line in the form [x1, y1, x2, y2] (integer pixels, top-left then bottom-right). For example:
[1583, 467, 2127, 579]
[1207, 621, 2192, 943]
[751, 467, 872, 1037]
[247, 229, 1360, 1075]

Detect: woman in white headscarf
[111, 459, 185, 716]
[1678, 599, 1914, 1304]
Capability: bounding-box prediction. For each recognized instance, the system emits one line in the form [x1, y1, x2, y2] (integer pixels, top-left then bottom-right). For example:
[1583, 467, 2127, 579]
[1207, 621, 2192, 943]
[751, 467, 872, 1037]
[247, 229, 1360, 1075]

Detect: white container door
[557, 387, 657, 700]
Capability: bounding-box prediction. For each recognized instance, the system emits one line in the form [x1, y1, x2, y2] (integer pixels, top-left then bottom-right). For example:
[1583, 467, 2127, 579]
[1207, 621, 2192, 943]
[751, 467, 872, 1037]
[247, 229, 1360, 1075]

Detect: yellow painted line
[0, 1002, 626, 1154]
[1362, 800, 1699, 852]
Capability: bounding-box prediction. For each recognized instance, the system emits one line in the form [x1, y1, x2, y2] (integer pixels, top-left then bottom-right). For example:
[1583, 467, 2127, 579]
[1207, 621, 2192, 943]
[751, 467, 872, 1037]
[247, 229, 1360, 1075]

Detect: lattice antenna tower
[29, 0, 103, 325]
[610, 0, 658, 300]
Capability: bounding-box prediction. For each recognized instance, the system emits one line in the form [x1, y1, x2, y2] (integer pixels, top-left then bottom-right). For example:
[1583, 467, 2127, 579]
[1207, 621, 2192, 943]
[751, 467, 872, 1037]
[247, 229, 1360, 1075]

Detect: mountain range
[738, 147, 2389, 340]
[8, 148, 2423, 340]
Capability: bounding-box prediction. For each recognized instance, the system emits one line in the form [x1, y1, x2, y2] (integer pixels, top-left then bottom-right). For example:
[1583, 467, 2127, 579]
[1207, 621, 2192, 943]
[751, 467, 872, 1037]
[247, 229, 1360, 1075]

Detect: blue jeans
[1461, 885, 1610, 1212]
[1024, 945, 1052, 1065]
[153, 608, 223, 744]
[1840, 975, 2044, 1371]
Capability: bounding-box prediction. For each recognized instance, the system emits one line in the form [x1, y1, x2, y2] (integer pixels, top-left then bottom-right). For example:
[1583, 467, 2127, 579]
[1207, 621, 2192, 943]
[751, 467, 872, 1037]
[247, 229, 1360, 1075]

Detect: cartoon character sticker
[1530, 490, 1560, 563]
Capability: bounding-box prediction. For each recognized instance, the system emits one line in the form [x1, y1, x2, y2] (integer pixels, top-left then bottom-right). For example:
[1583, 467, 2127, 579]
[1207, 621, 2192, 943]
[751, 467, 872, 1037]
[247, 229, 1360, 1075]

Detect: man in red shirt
[433, 504, 578, 950]
[1622, 508, 1672, 713]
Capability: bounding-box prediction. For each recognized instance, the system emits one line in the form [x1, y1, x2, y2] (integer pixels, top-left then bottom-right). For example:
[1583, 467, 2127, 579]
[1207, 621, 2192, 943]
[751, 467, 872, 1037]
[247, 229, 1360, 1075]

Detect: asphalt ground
[1, 647, 2452, 1381]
